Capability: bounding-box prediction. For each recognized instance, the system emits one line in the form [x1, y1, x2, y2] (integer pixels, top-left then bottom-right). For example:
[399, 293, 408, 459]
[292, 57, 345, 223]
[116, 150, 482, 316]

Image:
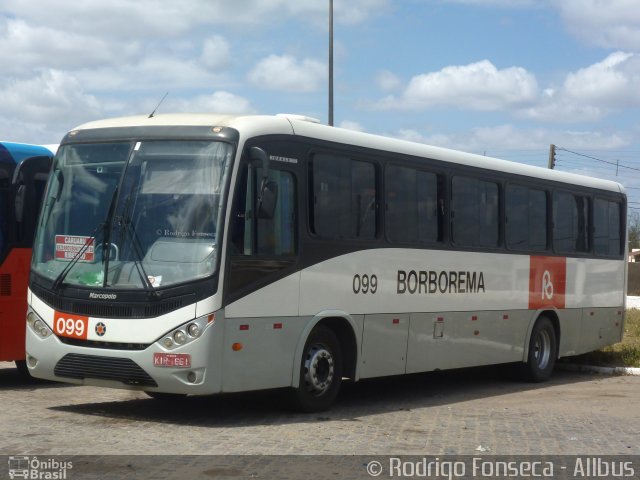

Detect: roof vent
[276, 114, 322, 124]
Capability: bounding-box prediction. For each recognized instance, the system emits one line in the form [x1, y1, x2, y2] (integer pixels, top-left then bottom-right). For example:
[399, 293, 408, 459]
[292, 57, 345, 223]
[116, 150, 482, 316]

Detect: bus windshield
[32, 140, 233, 290]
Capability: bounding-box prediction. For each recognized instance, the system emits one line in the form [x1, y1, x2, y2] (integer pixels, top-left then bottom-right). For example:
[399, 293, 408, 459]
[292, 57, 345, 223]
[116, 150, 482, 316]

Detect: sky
[2, 0, 640, 207]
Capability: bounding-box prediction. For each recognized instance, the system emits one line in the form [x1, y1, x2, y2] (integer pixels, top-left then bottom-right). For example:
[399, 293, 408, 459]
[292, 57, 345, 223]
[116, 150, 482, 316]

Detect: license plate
[153, 353, 191, 368]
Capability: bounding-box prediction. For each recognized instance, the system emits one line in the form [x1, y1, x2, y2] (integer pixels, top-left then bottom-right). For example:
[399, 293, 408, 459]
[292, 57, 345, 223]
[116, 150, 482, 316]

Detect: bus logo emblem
[542, 270, 554, 300]
[529, 256, 566, 310]
[95, 322, 107, 337]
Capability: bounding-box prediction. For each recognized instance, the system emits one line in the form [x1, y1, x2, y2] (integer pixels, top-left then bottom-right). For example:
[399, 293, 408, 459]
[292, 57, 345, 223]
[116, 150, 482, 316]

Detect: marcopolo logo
[89, 292, 117, 300]
[8, 456, 72, 479]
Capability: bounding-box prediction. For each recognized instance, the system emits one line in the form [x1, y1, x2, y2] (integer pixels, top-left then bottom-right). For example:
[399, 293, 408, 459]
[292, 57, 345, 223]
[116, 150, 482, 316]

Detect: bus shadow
[48, 365, 598, 427]
[0, 364, 71, 391]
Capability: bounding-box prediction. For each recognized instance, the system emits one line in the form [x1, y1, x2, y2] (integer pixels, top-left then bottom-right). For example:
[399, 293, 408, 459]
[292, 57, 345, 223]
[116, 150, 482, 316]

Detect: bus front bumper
[25, 319, 224, 395]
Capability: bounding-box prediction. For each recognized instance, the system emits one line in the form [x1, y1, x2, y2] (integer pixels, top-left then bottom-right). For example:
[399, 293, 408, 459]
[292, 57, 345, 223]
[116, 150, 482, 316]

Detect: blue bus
[0, 142, 54, 373]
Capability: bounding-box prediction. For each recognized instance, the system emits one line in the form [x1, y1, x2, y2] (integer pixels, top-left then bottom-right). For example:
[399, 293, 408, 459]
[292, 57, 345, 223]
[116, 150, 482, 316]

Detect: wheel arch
[291, 311, 360, 388]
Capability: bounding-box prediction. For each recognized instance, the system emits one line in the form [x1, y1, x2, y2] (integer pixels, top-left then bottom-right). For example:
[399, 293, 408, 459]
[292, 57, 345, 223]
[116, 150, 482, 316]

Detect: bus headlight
[187, 323, 201, 338]
[27, 310, 52, 338]
[173, 331, 187, 345]
[158, 314, 212, 351]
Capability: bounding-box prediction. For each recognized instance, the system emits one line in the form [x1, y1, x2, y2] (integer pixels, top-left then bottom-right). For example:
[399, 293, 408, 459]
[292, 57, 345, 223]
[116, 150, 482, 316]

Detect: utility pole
[548, 144, 556, 169]
[328, 0, 334, 126]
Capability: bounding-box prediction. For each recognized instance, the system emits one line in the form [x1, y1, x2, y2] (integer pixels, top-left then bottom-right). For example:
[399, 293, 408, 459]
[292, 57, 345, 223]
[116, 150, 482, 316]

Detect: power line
[556, 146, 640, 173]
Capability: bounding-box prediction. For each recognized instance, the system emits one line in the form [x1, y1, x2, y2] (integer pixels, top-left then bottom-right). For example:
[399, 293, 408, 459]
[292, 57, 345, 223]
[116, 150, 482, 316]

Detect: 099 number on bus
[352, 274, 378, 294]
[53, 311, 89, 340]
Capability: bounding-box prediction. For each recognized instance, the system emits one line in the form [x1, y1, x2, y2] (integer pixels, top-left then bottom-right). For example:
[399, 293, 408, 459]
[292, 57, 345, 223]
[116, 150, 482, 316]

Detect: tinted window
[310, 154, 376, 239]
[594, 198, 622, 256]
[506, 185, 547, 251]
[0, 167, 10, 255]
[553, 191, 590, 253]
[386, 165, 441, 243]
[231, 166, 296, 256]
[452, 176, 499, 247]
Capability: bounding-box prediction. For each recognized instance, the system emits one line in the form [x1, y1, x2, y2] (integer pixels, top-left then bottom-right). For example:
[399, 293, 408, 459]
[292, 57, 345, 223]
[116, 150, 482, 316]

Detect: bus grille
[58, 337, 150, 351]
[31, 284, 191, 318]
[54, 353, 157, 387]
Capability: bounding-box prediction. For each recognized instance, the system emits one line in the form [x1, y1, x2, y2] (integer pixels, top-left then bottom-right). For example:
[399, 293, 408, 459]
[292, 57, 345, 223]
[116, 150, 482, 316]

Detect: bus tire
[522, 316, 557, 382]
[15, 360, 30, 378]
[291, 325, 343, 412]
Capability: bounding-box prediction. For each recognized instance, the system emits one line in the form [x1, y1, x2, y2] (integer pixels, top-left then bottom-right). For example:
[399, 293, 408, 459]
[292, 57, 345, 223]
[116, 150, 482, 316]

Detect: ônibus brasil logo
[8, 456, 72, 479]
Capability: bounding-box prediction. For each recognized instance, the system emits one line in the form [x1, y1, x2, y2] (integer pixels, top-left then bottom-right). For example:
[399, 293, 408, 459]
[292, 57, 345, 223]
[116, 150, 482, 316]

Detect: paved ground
[0, 361, 638, 457]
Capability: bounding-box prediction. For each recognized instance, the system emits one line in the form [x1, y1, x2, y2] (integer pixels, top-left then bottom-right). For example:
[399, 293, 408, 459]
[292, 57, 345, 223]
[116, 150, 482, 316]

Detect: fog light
[163, 338, 173, 348]
[187, 323, 200, 338]
[173, 330, 186, 345]
[187, 372, 197, 383]
[27, 355, 37, 368]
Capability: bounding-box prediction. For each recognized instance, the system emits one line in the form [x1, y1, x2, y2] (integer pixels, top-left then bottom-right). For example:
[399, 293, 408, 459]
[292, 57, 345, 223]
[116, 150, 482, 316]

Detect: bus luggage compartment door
[359, 313, 409, 378]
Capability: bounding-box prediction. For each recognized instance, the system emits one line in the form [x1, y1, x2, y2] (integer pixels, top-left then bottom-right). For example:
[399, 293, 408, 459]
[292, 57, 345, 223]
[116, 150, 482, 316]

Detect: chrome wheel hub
[304, 346, 335, 395]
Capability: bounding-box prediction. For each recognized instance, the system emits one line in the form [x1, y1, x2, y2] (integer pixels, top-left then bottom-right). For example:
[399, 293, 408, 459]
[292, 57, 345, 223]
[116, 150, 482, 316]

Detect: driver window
[230, 164, 296, 256]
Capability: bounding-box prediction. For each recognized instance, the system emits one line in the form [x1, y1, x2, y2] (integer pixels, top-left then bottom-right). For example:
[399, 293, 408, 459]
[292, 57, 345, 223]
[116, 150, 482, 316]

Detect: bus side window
[310, 153, 376, 239]
[451, 176, 499, 248]
[385, 164, 441, 243]
[230, 163, 296, 256]
[553, 191, 590, 254]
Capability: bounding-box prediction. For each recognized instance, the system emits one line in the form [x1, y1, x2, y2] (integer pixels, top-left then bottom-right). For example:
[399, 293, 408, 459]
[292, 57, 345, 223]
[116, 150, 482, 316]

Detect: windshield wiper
[114, 186, 158, 297]
[51, 224, 103, 292]
[117, 215, 158, 297]
[51, 185, 120, 292]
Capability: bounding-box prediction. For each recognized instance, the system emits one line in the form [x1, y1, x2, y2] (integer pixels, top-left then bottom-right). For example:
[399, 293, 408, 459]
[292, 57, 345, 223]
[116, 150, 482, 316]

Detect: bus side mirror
[249, 146, 278, 219]
[257, 179, 278, 219]
[14, 184, 25, 223]
[249, 146, 269, 176]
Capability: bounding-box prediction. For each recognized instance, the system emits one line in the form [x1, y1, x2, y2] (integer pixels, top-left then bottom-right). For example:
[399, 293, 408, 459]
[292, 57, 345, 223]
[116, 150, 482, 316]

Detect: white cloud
[390, 124, 630, 160]
[2, 0, 389, 35]
[440, 0, 538, 7]
[555, 0, 640, 50]
[0, 69, 102, 142]
[375, 70, 402, 91]
[377, 60, 538, 111]
[374, 52, 640, 123]
[248, 54, 325, 92]
[201, 36, 231, 70]
[0, 18, 137, 76]
[167, 91, 255, 114]
[521, 51, 640, 122]
[74, 55, 227, 92]
[339, 120, 365, 131]
[0, 69, 101, 123]
[564, 52, 639, 106]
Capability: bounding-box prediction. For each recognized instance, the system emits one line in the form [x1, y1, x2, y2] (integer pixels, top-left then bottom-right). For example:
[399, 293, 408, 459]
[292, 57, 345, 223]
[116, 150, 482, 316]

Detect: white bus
[25, 114, 626, 411]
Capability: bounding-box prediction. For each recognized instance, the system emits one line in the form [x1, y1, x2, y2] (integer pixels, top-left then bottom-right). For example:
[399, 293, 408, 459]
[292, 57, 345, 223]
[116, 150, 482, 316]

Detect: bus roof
[0, 142, 56, 165]
[70, 113, 624, 195]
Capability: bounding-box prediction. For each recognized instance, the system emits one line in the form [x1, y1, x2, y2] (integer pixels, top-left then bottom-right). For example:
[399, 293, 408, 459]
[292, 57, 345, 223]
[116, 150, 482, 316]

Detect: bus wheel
[291, 326, 343, 412]
[523, 316, 557, 382]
